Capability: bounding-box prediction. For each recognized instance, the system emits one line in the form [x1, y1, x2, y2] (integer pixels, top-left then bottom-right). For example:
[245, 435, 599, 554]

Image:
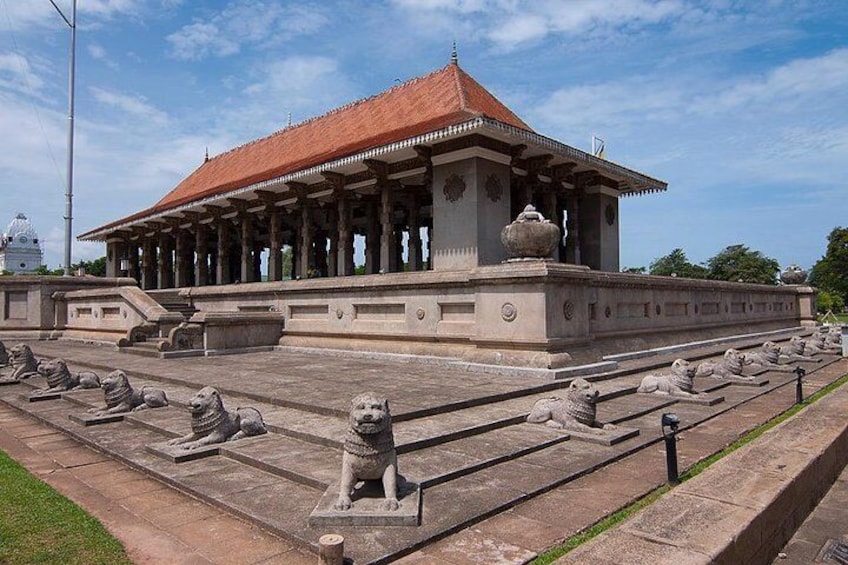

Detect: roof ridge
[452, 62, 469, 111]
[207, 64, 457, 163]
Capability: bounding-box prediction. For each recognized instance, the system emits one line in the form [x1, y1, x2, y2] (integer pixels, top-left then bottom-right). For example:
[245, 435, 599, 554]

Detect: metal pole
[794, 366, 806, 404]
[664, 430, 679, 485]
[63, 0, 77, 276]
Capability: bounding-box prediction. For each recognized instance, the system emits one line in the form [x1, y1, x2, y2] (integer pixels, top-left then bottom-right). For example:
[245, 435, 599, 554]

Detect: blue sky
[0, 0, 846, 272]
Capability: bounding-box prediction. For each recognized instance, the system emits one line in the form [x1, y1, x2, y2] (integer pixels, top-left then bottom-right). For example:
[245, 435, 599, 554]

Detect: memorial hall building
[80, 60, 665, 286]
[71, 60, 808, 368]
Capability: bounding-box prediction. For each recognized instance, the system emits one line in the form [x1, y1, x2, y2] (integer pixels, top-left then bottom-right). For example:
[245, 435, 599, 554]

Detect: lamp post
[49, 0, 76, 276]
[794, 366, 806, 405]
[661, 412, 680, 485]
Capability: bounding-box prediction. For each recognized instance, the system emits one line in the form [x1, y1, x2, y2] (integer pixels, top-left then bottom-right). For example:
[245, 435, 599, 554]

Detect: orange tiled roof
[160, 63, 529, 213]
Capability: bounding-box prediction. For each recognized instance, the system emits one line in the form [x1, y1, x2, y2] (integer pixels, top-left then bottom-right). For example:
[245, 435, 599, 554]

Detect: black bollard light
[794, 366, 806, 404]
[661, 412, 680, 485]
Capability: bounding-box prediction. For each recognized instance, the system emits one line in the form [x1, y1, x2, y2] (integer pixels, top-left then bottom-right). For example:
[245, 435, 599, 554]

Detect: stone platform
[0, 337, 842, 564]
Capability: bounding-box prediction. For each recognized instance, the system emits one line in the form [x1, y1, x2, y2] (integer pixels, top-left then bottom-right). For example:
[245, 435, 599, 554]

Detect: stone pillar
[209, 246, 218, 284]
[565, 193, 581, 265]
[579, 185, 619, 272]
[315, 230, 328, 277]
[253, 241, 262, 282]
[380, 186, 393, 273]
[392, 226, 403, 272]
[239, 216, 254, 283]
[195, 225, 209, 286]
[174, 231, 192, 288]
[216, 220, 232, 285]
[141, 239, 157, 290]
[544, 189, 560, 262]
[365, 201, 380, 274]
[299, 205, 313, 279]
[337, 197, 354, 276]
[327, 211, 338, 278]
[408, 201, 422, 272]
[127, 242, 140, 282]
[157, 234, 173, 289]
[431, 155, 512, 270]
[268, 211, 283, 282]
[106, 240, 123, 278]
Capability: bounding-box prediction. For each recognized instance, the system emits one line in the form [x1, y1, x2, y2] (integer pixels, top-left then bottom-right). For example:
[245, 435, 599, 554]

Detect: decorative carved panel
[443, 174, 466, 203]
[485, 174, 503, 203]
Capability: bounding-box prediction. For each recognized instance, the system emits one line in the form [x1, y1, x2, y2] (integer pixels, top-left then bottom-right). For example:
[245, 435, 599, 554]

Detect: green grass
[818, 312, 848, 323]
[530, 372, 848, 565]
[0, 450, 132, 565]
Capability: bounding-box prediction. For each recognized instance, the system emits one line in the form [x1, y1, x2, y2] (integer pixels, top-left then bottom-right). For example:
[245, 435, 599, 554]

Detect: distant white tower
[0, 213, 44, 274]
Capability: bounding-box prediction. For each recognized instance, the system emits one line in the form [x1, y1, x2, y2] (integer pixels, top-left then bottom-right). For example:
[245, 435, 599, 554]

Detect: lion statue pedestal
[309, 393, 421, 527]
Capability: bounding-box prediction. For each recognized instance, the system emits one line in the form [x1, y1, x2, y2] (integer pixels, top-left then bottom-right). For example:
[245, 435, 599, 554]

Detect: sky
[0, 0, 846, 272]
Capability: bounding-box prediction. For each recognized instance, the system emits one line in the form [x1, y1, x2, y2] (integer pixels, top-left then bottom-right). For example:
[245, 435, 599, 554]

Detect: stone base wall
[180, 263, 815, 368]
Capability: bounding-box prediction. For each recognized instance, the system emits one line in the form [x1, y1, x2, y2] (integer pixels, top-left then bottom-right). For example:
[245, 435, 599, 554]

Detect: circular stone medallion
[501, 303, 517, 322]
[563, 300, 574, 320]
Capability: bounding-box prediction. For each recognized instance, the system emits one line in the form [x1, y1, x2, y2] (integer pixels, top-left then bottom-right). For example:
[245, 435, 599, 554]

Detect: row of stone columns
[106, 201, 433, 290]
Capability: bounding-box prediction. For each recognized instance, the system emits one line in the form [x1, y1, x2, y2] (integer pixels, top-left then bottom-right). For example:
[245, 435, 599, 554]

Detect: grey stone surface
[310, 479, 421, 526]
[69, 412, 125, 426]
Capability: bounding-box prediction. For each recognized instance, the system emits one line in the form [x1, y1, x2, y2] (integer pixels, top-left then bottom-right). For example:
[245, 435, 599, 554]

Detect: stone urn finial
[780, 264, 807, 285]
[501, 204, 561, 260]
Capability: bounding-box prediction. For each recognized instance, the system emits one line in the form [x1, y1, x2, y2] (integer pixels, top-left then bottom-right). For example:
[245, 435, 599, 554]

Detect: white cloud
[0, 0, 142, 30]
[392, 0, 687, 49]
[89, 86, 169, 125]
[87, 43, 119, 69]
[166, 1, 329, 60]
[0, 52, 46, 93]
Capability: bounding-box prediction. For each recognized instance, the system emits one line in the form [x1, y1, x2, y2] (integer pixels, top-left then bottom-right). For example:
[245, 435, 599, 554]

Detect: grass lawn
[0, 450, 132, 565]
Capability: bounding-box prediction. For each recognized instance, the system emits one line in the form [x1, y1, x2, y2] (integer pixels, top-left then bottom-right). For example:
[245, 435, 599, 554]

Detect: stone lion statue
[335, 392, 399, 512]
[527, 378, 614, 433]
[166, 386, 267, 451]
[1, 343, 40, 381]
[780, 336, 820, 361]
[637, 359, 700, 396]
[32, 358, 100, 395]
[810, 327, 841, 353]
[88, 370, 169, 415]
[743, 342, 794, 373]
[825, 326, 843, 348]
[697, 349, 752, 380]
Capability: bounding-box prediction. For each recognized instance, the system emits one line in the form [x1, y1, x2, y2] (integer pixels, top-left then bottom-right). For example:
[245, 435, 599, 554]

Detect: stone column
[253, 241, 263, 282]
[216, 220, 231, 285]
[106, 241, 122, 278]
[195, 225, 209, 286]
[127, 242, 140, 282]
[268, 211, 283, 282]
[299, 205, 313, 279]
[337, 196, 354, 276]
[141, 238, 157, 290]
[365, 201, 380, 274]
[174, 231, 192, 288]
[379, 186, 393, 272]
[239, 216, 254, 283]
[408, 201, 422, 272]
[327, 210, 338, 278]
[544, 189, 561, 262]
[157, 234, 173, 289]
[209, 246, 218, 284]
[392, 226, 403, 272]
[565, 194, 581, 265]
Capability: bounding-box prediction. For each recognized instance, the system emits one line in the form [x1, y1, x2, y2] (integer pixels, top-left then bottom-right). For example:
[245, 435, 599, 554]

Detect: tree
[817, 290, 845, 314]
[649, 249, 708, 279]
[621, 266, 646, 274]
[810, 227, 848, 304]
[706, 244, 779, 285]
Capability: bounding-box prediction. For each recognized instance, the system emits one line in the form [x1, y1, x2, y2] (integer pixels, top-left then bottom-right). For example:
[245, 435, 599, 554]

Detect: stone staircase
[148, 289, 198, 320]
[0, 341, 840, 564]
